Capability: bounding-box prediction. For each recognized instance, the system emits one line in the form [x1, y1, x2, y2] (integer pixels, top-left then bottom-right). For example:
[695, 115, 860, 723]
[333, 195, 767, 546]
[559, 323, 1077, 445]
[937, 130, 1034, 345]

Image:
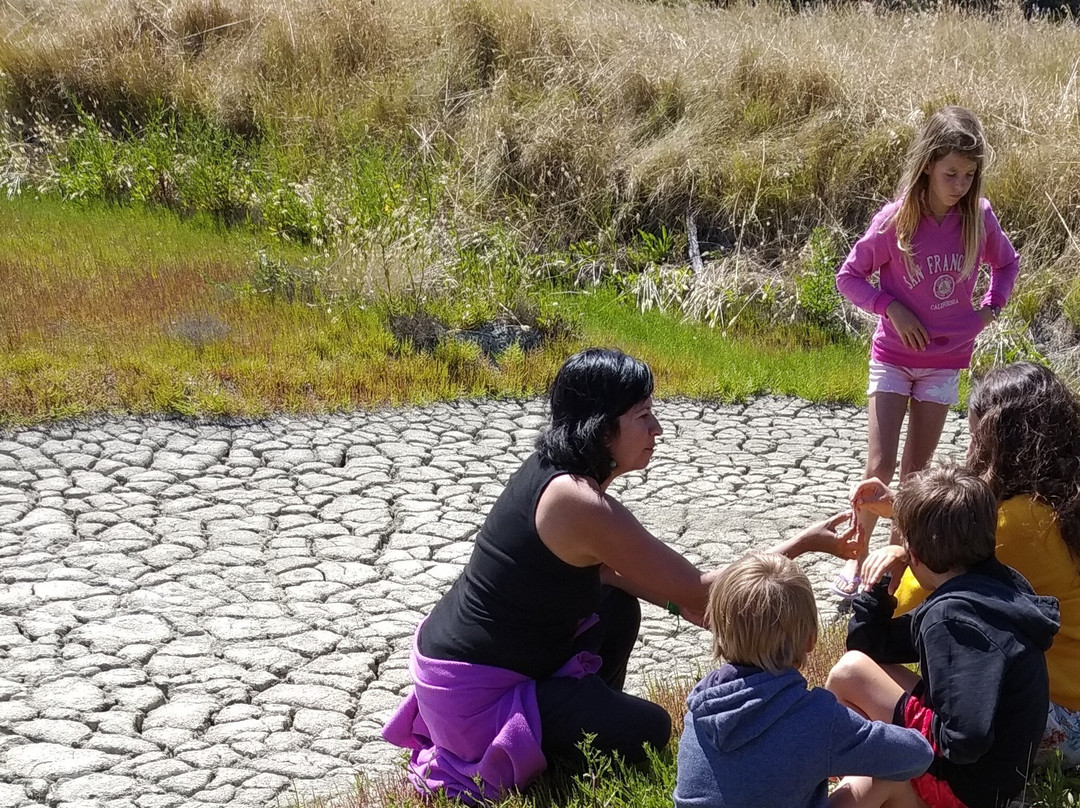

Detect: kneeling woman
[383, 348, 856, 801]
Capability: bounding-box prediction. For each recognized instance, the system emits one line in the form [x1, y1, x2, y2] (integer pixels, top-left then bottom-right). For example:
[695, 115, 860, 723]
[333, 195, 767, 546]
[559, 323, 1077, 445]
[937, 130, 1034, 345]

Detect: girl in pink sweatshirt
[833, 106, 1019, 598]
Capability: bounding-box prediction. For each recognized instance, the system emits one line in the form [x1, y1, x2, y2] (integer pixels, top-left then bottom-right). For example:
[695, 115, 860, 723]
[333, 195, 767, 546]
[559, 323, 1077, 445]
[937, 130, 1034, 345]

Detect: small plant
[52, 110, 129, 203]
[630, 263, 693, 313]
[970, 311, 1046, 376]
[795, 227, 845, 335]
[802, 620, 848, 688]
[1061, 278, 1080, 334]
[432, 336, 486, 388]
[175, 117, 254, 223]
[1028, 751, 1080, 807]
[627, 226, 675, 272]
[249, 251, 325, 304]
[262, 181, 334, 246]
[387, 307, 448, 354]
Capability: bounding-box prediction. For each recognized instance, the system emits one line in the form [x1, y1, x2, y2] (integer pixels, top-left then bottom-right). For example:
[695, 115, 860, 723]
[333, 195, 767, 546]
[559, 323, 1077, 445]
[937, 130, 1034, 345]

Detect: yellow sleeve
[893, 567, 929, 616]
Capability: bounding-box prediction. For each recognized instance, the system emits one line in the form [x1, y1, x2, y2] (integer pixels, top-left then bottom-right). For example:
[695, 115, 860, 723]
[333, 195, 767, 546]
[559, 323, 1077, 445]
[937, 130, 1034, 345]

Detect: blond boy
[674, 552, 932, 808]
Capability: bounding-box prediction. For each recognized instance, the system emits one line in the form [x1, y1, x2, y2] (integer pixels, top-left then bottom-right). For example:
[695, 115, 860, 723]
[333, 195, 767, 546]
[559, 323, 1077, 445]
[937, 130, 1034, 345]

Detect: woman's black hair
[968, 361, 1080, 568]
[536, 348, 654, 483]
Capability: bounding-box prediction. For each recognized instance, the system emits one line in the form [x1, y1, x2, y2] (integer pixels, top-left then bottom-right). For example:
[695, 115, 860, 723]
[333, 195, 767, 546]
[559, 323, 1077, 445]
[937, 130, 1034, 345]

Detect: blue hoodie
[674, 664, 933, 808]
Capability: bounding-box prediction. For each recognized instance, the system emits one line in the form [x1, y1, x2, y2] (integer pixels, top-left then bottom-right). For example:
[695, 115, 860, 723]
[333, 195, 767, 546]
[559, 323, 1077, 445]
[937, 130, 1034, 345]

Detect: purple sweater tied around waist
[381, 621, 602, 803]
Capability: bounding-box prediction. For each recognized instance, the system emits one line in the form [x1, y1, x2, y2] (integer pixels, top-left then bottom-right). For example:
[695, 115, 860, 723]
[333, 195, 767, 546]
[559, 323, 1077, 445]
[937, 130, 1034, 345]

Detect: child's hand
[885, 301, 929, 351]
[850, 478, 894, 519]
[860, 545, 908, 593]
[978, 304, 1000, 327]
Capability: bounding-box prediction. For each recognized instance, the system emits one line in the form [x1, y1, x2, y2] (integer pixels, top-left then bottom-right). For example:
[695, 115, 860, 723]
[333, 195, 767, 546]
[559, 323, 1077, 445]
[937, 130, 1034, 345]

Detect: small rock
[53, 773, 136, 801]
[3, 743, 120, 779]
[0, 783, 28, 808]
[83, 733, 161, 756]
[12, 718, 93, 746]
[253, 684, 352, 715]
[159, 769, 212, 797]
[28, 679, 110, 713]
[143, 699, 217, 732]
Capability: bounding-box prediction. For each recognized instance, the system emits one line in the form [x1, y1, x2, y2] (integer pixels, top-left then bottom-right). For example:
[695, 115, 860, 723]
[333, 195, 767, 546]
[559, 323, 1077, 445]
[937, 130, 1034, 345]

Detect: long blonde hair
[889, 106, 988, 283]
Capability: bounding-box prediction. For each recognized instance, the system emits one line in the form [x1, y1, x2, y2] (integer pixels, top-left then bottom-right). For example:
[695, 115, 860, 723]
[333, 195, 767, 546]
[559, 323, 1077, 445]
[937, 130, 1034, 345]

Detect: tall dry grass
[5, 0, 1080, 249]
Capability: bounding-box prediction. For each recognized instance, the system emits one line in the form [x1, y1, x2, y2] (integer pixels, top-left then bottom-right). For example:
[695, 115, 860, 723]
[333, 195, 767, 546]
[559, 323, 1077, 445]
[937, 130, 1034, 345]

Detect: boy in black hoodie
[827, 464, 1060, 808]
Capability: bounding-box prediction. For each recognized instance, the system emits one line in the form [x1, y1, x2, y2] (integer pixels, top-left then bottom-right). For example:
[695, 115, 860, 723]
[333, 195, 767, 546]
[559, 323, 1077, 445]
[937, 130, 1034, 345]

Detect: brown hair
[894, 464, 997, 574]
[967, 362, 1080, 569]
[889, 106, 988, 283]
[707, 552, 817, 674]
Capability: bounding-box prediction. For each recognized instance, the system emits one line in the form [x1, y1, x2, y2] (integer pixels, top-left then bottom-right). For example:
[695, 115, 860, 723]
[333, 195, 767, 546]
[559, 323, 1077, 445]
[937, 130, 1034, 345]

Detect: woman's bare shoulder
[537, 473, 621, 530]
[536, 474, 628, 566]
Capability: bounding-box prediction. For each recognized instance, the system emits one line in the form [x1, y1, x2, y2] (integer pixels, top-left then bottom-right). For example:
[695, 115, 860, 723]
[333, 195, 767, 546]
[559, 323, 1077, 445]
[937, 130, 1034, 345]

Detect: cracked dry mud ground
[0, 397, 968, 808]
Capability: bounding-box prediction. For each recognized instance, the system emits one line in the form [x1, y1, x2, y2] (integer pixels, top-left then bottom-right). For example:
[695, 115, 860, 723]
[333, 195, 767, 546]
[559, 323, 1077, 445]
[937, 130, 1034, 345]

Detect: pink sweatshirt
[835, 198, 1019, 370]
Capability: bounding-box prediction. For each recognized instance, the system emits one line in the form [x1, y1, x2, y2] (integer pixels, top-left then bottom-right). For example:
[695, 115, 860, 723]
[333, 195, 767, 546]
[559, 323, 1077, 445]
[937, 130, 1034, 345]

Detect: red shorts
[894, 688, 970, 808]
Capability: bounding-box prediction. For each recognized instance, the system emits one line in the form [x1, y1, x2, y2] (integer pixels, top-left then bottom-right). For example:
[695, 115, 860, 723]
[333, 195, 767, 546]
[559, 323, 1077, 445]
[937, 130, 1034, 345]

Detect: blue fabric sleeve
[827, 701, 934, 780]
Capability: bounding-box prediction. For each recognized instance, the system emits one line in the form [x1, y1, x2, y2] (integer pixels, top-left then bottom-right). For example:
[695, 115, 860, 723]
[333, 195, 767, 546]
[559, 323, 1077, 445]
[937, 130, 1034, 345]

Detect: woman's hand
[850, 478, 894, 519]
[784, 512, 861, 559]
[886, 301, 929, 351]
[860, 545, 908, 593]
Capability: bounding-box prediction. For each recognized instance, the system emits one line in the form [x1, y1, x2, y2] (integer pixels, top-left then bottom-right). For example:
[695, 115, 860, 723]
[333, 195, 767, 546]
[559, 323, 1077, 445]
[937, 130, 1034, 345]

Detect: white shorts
[1038, 699, 1080, 769]
[866, 359, 961, 406]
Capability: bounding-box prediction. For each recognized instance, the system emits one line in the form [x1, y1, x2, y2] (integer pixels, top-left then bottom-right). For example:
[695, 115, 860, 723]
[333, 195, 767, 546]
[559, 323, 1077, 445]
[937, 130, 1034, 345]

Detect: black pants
[534, 586, 672, 766]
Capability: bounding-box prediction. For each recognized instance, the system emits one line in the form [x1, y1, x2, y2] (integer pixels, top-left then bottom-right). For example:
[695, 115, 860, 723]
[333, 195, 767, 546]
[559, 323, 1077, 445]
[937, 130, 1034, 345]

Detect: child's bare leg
[829, 776, 929, 808]
[874, 400, 950, 577]
[897, 399, 949, 488]
[839, 394, 908, 595]
[825, 650, 918, 721]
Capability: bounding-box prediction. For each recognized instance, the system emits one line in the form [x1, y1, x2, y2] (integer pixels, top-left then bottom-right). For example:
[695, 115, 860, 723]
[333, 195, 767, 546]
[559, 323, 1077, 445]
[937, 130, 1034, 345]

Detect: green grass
[0, 196, 873, 426]
[573, 288, 868, 402]
[3, 0, 1080, 353]
[0, 194, 267, 267]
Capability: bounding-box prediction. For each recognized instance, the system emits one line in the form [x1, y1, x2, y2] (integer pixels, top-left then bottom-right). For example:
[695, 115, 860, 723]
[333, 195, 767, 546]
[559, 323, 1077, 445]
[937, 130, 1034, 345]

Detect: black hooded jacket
[847, 557, 1060, 808]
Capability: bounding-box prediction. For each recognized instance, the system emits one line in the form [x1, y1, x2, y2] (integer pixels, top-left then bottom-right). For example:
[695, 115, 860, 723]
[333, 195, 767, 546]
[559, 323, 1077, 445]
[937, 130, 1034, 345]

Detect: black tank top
[418, 453, 602, 679]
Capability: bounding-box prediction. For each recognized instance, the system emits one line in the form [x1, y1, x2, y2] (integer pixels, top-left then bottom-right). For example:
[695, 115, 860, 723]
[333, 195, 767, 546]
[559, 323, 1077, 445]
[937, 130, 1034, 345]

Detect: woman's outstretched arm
[538, 475, 860, 619]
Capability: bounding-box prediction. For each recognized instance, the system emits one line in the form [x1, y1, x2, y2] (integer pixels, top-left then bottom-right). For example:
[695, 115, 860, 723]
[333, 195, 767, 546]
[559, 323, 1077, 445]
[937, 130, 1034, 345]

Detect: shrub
[795, 226, 845, 334]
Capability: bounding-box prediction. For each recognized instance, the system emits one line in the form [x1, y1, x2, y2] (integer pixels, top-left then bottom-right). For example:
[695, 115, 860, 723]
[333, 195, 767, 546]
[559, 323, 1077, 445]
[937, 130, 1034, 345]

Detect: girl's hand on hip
[885, 301, 928, 351]
[978, 305, 998, 328]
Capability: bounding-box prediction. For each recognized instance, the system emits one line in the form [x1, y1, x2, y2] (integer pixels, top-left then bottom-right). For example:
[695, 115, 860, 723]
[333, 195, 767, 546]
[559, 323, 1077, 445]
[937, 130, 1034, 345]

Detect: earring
[609, 459, 617, 470]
